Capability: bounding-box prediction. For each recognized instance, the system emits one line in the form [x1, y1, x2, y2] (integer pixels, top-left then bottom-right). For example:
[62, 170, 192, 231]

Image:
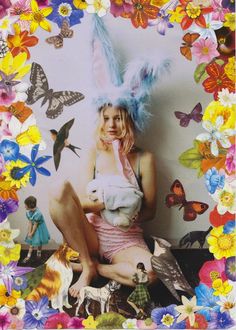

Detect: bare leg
[37, 246, 42, 258]
[49, 181, 99, 297]
[127, 300, 140, 314]
[97, 246, 157, 286]
[23, 245, 33, 263]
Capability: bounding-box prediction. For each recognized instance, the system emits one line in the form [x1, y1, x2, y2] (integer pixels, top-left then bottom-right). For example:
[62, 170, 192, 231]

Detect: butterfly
[26, 62, 84, 119]
[165, 179, 209, 221]
[174, 103, 203, 127]
[45, 19, 73, 49]
[180, 33, 200, 61]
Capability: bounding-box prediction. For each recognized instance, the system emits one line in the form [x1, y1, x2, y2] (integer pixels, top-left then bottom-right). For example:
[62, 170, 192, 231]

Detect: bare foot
[71, 262, 83, 272]
[69, 267, 97, 297]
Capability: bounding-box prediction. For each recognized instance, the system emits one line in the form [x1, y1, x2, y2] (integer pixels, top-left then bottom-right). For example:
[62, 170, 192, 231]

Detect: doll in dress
[23, 196, 50, 263]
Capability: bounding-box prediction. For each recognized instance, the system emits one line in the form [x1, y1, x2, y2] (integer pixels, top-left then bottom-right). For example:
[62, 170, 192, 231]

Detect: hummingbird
[50, 118, 81, 171]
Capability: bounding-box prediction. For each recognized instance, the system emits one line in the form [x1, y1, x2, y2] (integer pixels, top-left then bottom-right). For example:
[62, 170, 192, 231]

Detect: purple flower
[151, 304, 186, 329]
[23, 296, 58, 329]
[208, 311, 235, 329]
[0, 311, 11, 330]
[68, 316, 85, 328]
[148, 10, 174, 36]
[0, 154, 5, 174]
[225, 144, 236, 173]
[0, 139, 19, 162]
[12, 275, 28, 291]
[36, 0, 49, 7]
[204, 167, 225, 194]
[47, 0, 84, 28]
[110, 0, 133, 18]
[222, 0, 235, 12]
[225, 256, 236, 281]
[18, 144, 51, 186]
[195, 284, 220, 321]
[0, 261, 33, 293]
[0, 198, 19, 223]
[0, 0, 12, 19]
[0, 89, 16, 105]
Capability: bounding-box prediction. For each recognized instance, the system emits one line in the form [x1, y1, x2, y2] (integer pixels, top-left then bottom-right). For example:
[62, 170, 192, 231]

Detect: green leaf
[194, 63, 208, 83]
[21, 264, 46, 299]
[179, 142, 203, 171]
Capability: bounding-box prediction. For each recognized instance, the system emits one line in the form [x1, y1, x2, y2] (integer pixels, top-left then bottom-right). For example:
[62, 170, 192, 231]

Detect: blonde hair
[95, 104, 135, 154]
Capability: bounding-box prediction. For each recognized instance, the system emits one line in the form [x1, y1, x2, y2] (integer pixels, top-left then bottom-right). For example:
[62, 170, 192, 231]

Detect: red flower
[199, 258, 227, 287]
[209, 206, 234, 227]
[186, 313, 208, 329]
[122, 0, 159, 29]
[44, 312, 71, 329]
[179, 0, 212, 30]
[202, 61, 235, 100]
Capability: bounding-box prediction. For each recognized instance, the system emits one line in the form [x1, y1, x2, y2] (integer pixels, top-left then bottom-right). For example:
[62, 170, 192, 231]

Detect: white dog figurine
[75, 280, 121, 315]
[86, 175, 143, 231]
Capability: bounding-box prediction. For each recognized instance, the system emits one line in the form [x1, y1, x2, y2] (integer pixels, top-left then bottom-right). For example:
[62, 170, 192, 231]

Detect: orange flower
[122, 0, 159, 28]
[0, 102, 33, 123]
[179, 0, 212, 30]
[198, 141, 226, 174]
[7, 24, 38, 59]
[0, 176, 18, 201]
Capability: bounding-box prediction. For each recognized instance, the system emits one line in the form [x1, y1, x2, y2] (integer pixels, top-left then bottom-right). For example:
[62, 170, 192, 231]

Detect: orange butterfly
[165, 179, 209, 221]
[180, 33, 200, 61]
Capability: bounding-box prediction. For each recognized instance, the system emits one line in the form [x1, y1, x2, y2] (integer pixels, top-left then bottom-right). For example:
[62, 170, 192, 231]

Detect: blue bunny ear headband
[91, 15, 171, 133]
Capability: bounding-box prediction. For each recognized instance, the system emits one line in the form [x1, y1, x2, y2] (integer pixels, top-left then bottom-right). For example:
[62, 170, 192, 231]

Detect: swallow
[50, 118, 81, 171]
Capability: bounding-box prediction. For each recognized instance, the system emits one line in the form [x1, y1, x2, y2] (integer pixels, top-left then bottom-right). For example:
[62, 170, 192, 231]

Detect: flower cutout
[86, 0, 111, 17]
[110, 0, 133, 18]
[0, 0, 12, 19]
[199, 258, 227, 288]
[7, 24, 39, 60]
[0, 71, 21, 95]
[0, 311, 11, 330]
[195, 283, 220, 321]
[0, 88, 16, 106]
[215, 27, 235, 58]
[212, 182, 236, 215]
[211, 0, 230, 21]
[2, 159, 30, 189]
[137, 318, 157, 329]
[121, 0, 159, 29]
[0, 220, 19, 248]
[68, 316, 85, 329]
[191, 38, 219, 64]
[0, 111, 12, 140]
[224, 56, 235, 82]
[0, 14, 19, 39]
[12, 275, 28, 291]
[148, 10, 174, 35]
[208, 311, 235, 329]
[218, 89, 236, 108]
[224, 12, 236, 31]
[73, 0, 88, 10]
[168, 6, 185, 23]
[151, 304, 186, 329]
[0, 284, 21, 307]
[196, 116, 235, 157]
[23, 296, 58, 329]
[122, 318, 138, 329]
[202, 61, 235, 100]
[1, 298, 26, 319]
[0, 140, 19, 162]
[0, 52, 31, 81]
[207, 225, 236, 259]
[47, 0, 84, 28]
[204, 167, 225, 194]
[185, 313, 208, 329]
[0, 198, 19, 223]
[20, 0, 53, 33]
[0, 176, 18, 201]
[217, 292, 236, 319]
[175, 296, 202, 327]
[1, 102, 33, 124]
[10, 0, 32, 32]
[0, 243, 21, 265]
[8, 315, 24, 330]
[225, 257, 236, 281]
[222, 0, 235, 12]
[44, 312, 71, 329]
[223, 219, 235, 234]
[212, 278, 233, 296]
[82, 315, 99, 329]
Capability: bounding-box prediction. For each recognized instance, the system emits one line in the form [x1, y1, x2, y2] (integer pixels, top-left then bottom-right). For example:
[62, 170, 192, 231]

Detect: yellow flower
[20, 0, 52, 34]
[207, 226, 236, 260]
[73, 0, 87, 9]
[224, 57, 236, 82]
[202, 101, 236, 130]
[16, 125, 42, 146]
[223, 13, 236, 31]
[0, 221, 20, 248]
[82, 315, 98, 329]
[168, 6, 185, 23]
[0, 52, 31, 80]
[0, 285, 21, 307]
[0, 244, 21, 265]
[2, 160, 30, 189]
[150, 0, 170, 7]
[212, 279, 233, 296]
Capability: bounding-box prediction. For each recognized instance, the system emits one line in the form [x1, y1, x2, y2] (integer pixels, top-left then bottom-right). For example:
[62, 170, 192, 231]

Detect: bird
[179, 226, 213, 248]
[151, 237, 194, 301]
[50, 118, 81, 170]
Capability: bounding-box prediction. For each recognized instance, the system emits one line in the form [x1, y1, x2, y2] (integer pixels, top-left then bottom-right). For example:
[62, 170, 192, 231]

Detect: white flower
[86, 0, 110, 17]
[1, 298, 26, 319]
[212, 182, 236, 215]
[217, 292, 236, 319]
[196, 116, 236, 157]
[0, 15, 18, 39]
[189, 13, 223, 43]
[13, 82, 29, 103]
[175, 296, 202, 326]
[218, 89, 236, 108]
[122, 318, 138, 329]
[0, 221, 20, 248]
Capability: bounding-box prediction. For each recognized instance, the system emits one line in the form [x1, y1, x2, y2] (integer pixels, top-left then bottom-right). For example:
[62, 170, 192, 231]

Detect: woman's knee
[49, 180, 74, 203]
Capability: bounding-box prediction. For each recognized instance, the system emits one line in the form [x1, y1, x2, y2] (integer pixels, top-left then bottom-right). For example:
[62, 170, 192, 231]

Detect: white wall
[9, 13, 214, 248]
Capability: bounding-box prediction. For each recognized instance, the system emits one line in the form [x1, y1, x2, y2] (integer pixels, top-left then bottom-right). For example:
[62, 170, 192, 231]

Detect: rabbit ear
[123, 58, 171, 99]
[91, 15, 123, 90]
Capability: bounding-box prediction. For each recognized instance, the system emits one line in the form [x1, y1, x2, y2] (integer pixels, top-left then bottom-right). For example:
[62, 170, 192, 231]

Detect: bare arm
[27, 221, 33, 235]
[29, 223, 38, 237]
[138, 152, 157, 222]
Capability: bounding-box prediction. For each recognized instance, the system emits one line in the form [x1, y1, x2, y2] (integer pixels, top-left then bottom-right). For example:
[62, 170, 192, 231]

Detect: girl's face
[102, 106, 123, 140]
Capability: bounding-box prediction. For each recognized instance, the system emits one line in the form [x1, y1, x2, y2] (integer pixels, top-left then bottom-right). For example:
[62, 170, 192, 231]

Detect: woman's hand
[81, 197, 105, 214]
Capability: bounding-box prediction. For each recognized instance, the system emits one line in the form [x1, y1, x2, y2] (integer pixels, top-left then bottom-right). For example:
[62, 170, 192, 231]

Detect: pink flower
[199, 259, 227, 287]
[110, 0, 133, 18]
[225, 144, 236, 173]
[0, 111, 12, 140]
[9, 315, 24, 330]
[0, 89, 16, 106]
[0, 311, 11, 330]
[192, 38, 220, 64]
[0, 154, 5, 174]
[68, 316, 85, 329]
[0, 0, 12, 19]
[211, 0, 230, 21]
[36, 0, 49, 7]
[44, 312, 71, 329]
[9, 0, 31, 31]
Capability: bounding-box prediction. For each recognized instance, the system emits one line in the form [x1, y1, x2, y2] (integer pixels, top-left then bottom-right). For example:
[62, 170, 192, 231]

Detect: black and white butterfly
[26, 62, 84, 119]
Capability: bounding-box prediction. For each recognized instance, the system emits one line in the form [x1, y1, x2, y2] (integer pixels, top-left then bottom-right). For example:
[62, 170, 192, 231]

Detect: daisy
[218, 89, 236, 108]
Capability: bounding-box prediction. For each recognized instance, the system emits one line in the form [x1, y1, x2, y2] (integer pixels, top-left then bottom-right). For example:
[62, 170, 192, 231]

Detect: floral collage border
[0, 0, 235, 329]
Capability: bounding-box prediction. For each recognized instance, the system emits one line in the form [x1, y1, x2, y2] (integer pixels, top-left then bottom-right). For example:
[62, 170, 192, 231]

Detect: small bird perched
[151, 237, 194, 301]
[50, 118, 81, 170]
